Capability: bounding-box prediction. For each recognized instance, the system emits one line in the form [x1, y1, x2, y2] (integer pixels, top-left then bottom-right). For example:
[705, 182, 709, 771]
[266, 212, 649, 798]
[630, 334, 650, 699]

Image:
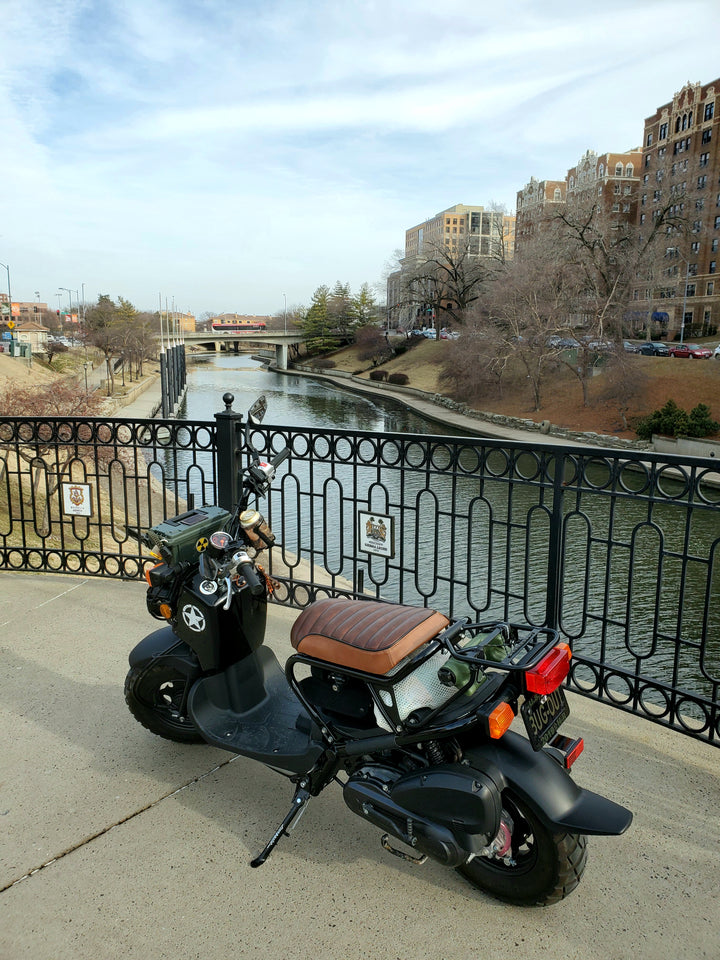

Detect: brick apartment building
[635, 78, 720, 336]
[515, 149, 641, 257]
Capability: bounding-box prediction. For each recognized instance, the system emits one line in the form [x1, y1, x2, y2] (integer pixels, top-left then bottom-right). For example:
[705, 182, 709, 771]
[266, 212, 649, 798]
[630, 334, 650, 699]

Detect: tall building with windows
[635, 78, 720, 336]
[388, 204, 515, 329]
[404, 204, 515, 263]
[515, 177, 566, 255]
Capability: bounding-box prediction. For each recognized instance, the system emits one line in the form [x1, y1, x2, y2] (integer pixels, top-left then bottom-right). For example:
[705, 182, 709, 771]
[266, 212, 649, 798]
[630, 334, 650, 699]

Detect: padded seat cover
[290, 597, 449, 676]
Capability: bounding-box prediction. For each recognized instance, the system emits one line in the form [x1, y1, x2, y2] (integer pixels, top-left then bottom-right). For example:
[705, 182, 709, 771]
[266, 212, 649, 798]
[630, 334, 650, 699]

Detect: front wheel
[457, 791, 587, 906]
[124, 662, 204, 744]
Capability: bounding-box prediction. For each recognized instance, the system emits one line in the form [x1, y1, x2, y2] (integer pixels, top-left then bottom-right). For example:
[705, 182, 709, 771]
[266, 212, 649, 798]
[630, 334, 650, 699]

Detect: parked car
[583, 338, 615, 352]
[623, 340, 639, 353]
[714, 343, 720, 358]
[668, 342, 713, 359]
[422, 328, 438, 338]
[638, 341, 670, 356]
[547, 336, 581, 349]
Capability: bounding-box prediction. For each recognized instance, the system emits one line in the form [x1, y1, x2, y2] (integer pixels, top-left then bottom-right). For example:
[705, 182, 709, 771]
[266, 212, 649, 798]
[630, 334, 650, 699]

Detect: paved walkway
[0, 573, 717, 959]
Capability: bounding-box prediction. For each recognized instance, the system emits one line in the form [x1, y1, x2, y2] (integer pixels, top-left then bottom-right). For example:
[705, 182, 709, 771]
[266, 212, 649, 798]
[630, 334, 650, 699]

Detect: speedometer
[209, 531, 231, 550]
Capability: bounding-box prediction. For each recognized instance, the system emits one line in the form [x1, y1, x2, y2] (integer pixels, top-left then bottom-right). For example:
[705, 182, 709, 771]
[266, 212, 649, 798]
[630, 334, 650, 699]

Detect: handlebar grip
[239, 561, 265, 597]
[271, 447, 290, 469]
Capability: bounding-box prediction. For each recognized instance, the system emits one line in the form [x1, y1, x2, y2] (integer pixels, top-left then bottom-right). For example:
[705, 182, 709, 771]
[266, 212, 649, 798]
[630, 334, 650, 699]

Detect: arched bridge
[181, 330, 305, 370]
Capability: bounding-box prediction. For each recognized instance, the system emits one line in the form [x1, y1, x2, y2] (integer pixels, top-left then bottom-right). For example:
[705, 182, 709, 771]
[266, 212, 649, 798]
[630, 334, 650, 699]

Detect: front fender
[129, 626, 202, 682]
[464, 730, 632, 837]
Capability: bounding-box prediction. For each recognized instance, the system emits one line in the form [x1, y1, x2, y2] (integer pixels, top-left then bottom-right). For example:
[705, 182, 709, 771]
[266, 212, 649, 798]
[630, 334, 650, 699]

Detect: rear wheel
[457, 791, 587, 906]
[124, 662, 204, 744]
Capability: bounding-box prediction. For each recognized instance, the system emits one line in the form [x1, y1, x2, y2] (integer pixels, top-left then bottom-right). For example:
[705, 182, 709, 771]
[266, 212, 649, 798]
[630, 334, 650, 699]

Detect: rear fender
[129, 626, 202, 681]
[464, 730, 632, 837]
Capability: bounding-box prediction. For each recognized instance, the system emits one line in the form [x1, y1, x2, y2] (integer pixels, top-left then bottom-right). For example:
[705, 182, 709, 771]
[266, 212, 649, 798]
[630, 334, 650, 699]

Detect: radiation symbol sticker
[196, 537, 209, 553]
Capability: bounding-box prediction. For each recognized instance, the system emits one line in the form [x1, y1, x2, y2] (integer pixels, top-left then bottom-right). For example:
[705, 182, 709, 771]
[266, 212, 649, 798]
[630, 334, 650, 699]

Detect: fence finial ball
[223, 393, 234, 410]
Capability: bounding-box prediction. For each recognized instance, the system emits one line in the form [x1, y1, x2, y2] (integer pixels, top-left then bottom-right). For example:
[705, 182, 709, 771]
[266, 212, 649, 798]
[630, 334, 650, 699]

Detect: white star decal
[181, 604, 206, 633]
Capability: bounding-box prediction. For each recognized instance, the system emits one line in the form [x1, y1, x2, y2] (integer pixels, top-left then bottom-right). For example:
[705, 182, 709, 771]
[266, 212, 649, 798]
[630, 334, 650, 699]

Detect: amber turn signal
[487, 701, 515, 739]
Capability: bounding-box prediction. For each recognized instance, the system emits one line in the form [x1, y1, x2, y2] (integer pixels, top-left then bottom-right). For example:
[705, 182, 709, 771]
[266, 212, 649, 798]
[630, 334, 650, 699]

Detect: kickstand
[250, 784, 312, 868]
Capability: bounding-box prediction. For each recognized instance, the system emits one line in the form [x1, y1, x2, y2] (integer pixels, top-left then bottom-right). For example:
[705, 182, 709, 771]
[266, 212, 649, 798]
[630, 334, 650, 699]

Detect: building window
[623, 203, 631, 212]
[710, 261, 717, 275]
[691, 241, 700, 253]
[615, 163, 623, 175]
[696, 200, 705, 210]
[626, 164, 634, 176]
[612, 202, 620, 212]
[688, 263, 698, 276]
[692, 220, 702, 232]
[705, 102, 715, 121]
[702, 128, 712, 144]
[708, 282, 715, 295]
[686, 283, 696, 297]
[713, 238, 719, 252]
[700, 152, 710, 167]
[553, 188, 561, 200]
[646, 133, 653, 147]
[598, 163, 604, 177]
[614, 183, 621, 194]
[698, 175, 708, 189]
[715, 216, 720, 229]
[640, 213, 646, 224]
[659, 122, 668, 139]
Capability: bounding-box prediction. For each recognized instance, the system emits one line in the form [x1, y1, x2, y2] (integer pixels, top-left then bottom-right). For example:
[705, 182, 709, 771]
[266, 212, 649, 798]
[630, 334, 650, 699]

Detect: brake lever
[222, 575, 234, 610]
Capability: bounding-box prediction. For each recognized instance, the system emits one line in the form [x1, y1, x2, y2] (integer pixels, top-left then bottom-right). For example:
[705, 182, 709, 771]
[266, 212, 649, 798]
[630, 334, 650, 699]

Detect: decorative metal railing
[0, 402, 718, 746]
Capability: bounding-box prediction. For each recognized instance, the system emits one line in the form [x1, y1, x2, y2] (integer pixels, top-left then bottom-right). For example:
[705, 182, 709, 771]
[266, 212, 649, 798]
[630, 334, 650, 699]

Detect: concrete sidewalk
[0, 572, 717, 960]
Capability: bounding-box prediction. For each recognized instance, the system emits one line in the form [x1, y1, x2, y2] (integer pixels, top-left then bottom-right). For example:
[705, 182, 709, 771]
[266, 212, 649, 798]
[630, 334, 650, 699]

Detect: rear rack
[437, 619, 561, 672]
[286, 618, 563, 745]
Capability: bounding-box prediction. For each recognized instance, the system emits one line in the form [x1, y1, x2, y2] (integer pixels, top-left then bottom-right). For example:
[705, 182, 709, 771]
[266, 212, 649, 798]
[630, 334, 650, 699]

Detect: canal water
[174, 354, 719, 712]
[178, 354, 461, 435]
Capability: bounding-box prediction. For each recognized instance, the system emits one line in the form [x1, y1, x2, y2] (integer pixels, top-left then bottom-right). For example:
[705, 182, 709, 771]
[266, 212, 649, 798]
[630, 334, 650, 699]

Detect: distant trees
[84, 294, 156, 394]
[300, 281, 380, 353]
[440, 191, 687, 412]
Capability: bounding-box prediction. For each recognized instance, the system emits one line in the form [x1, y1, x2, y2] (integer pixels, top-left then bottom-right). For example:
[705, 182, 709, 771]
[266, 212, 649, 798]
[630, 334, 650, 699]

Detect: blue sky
[2, 0, 720, 317]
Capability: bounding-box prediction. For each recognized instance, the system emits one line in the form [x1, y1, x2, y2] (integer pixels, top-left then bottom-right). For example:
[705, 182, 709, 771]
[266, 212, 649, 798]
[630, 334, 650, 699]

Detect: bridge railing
[1, 403, 718, 746]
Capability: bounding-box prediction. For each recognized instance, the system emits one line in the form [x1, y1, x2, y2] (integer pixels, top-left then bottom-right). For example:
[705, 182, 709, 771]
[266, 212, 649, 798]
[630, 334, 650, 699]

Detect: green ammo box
[144, 506, 232, 566]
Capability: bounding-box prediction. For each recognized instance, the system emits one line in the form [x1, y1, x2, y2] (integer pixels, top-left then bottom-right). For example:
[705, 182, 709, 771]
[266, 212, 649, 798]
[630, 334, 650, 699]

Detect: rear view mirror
[248, 395, 267, 424]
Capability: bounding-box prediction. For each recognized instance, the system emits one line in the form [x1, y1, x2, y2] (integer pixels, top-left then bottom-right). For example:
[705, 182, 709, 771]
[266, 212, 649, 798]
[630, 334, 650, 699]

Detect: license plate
[521, 688, 570, 751]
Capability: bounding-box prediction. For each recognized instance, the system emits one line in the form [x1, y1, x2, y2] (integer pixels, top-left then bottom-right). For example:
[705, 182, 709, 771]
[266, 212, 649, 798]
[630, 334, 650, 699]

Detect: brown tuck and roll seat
[290, 597, 450, 676]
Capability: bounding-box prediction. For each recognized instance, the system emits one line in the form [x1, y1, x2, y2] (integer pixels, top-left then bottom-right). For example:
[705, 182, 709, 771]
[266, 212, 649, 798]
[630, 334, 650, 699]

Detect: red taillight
[525, 643, 571, 695]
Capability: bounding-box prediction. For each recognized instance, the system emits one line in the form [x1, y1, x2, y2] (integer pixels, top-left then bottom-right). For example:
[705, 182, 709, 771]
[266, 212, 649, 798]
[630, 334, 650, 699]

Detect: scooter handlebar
[238, 559, 265, 597]
[271, 447, 291, 469]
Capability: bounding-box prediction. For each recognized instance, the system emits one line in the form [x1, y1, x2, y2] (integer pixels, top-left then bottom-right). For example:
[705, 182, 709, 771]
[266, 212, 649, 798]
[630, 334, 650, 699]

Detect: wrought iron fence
[1, 403, 718, 746]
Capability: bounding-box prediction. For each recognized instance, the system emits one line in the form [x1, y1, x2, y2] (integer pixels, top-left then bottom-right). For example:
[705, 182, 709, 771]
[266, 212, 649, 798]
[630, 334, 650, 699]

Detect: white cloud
[1, 0, 720, 313]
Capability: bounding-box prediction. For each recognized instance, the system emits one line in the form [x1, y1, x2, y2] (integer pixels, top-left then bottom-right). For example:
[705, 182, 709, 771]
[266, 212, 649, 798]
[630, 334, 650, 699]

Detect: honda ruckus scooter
[125, 396, 632, 906]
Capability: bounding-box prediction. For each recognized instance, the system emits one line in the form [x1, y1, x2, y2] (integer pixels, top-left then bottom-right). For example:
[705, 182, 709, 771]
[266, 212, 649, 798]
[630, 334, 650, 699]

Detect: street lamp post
[679, 260, 691, 344]
[58, 287, 74, 331]
[0, 261, 13, 323]
[283, 293, 287, 334]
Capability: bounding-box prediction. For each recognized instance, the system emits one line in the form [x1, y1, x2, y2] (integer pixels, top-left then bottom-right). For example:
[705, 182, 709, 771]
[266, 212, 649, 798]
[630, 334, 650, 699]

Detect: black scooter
[125, 397, 632, 906]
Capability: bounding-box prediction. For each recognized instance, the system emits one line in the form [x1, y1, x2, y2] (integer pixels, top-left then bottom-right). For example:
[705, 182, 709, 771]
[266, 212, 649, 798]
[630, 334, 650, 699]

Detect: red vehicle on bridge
[211, 315, 267, 333]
